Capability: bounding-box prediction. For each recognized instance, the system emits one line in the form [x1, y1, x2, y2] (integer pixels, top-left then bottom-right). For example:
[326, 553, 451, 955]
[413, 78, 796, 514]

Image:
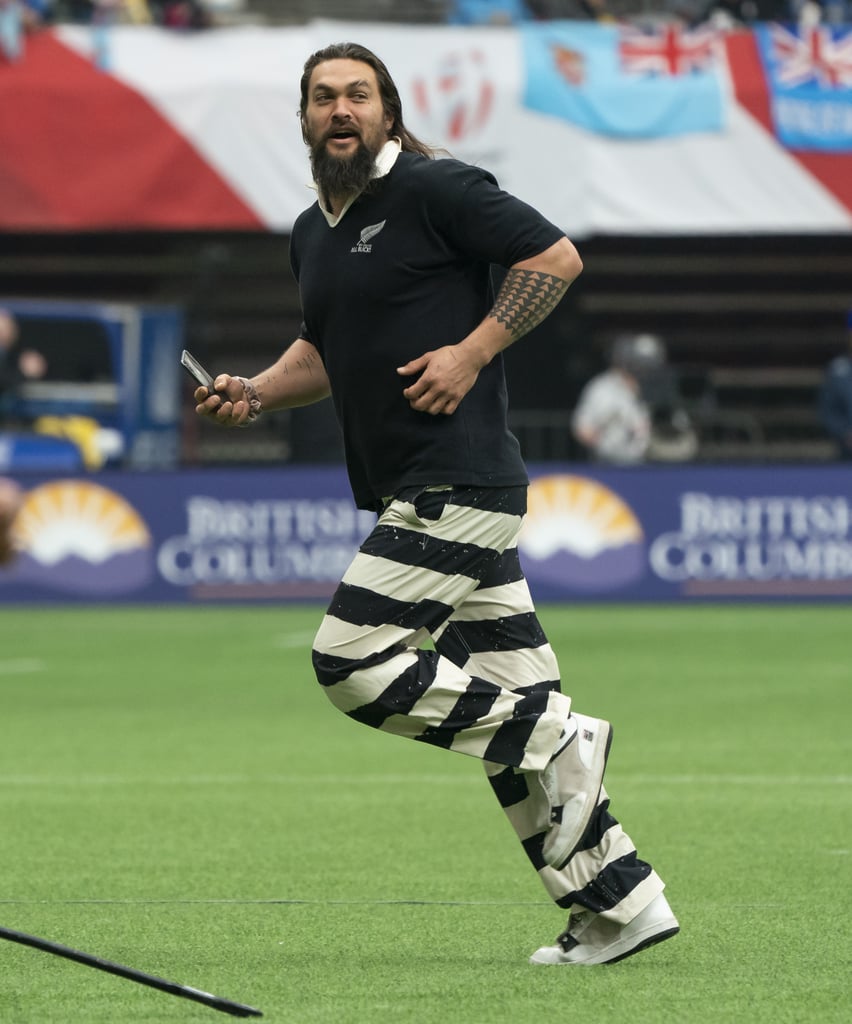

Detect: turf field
[1, 604, 849, 1024]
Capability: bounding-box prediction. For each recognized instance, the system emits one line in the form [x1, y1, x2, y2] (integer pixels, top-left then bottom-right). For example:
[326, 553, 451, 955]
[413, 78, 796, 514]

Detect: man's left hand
[397, 346, 481, 416]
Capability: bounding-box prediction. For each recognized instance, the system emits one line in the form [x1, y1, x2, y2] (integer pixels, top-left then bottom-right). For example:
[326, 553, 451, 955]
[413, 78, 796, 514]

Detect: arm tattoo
[281, 350, 320, 376]
[489, 268, 568, 340]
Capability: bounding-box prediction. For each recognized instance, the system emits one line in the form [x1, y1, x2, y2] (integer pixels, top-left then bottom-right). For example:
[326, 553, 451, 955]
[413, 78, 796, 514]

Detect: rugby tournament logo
[5, 480, 154, 595]
[519, 474, 645, 592]
[351, 220, 386, 253]
[411, 49, 495, 142]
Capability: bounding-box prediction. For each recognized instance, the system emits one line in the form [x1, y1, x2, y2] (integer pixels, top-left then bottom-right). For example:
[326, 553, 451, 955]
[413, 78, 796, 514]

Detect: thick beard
[311, 137, 377, 206]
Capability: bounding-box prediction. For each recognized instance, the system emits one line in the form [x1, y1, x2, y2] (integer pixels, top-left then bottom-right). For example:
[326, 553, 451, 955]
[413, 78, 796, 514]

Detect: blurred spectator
[682, 0, 791, 27]
[575, 0, 617, 20]
[448, 0, 531, 24]
[149, 0, 213, 29]
[527, 0, 616, 18]
[572, 333, 696, 464]
[0, 308, 48, 425]
[63, 0, 221, 31]
[571, 333, 655, 464]
[122, 0, 153, 22]
[23, 0, 52, 23]
[0, 476, 22, 565]
[89, 0, 213, 72]
[817, 317, 852, 461]
[787, 0, 852, 24]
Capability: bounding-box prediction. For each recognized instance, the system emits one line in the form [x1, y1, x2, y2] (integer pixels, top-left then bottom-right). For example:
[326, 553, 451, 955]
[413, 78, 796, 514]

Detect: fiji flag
[754, 24, 852, 152]
[521, 23, 725, 139]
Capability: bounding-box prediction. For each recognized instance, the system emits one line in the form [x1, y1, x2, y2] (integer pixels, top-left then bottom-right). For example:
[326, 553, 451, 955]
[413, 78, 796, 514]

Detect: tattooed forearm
[281, 349, 321, 376]
[489, 268, 569, 340]
[256, 341, 330, 410]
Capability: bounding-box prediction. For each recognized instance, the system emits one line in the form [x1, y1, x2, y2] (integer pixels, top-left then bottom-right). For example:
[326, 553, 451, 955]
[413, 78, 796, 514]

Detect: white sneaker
[540, 712, 613, 870]
[529, 892, 680, 965]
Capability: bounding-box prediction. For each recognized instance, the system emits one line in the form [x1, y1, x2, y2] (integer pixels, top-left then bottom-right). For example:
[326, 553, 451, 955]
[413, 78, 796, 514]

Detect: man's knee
[311, 641, 407, 695]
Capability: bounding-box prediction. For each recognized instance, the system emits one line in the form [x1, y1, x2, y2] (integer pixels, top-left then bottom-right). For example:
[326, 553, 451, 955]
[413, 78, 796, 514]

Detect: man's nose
[330, 97, 353, 120]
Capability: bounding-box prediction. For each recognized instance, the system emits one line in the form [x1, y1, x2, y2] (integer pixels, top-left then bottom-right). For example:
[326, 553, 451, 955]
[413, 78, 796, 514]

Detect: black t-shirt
[290, 151, 565, 511]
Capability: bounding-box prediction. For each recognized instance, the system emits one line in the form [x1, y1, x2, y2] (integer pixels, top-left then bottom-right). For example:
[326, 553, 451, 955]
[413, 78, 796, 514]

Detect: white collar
[313, 138, 402, 227]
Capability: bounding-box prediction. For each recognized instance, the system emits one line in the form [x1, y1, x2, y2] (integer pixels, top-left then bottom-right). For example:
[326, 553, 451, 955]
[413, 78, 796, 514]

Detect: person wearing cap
[571, 334, 661, 464]
[572, 333, 697, 464]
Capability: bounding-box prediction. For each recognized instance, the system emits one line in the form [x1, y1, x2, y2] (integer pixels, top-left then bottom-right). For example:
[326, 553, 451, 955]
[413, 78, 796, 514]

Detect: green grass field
[1, 604, 849, 1024]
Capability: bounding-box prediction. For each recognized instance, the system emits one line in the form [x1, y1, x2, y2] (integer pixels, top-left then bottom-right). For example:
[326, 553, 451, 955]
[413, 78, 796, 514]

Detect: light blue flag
[521, 22, 725, 139]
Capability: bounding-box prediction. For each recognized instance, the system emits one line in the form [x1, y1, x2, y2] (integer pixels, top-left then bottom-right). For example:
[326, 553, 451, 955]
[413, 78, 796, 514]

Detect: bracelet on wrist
[234, 376, 262, 423]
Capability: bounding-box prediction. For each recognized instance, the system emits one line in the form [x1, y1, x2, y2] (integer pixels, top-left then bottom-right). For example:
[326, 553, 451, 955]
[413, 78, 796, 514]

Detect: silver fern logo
[351, 220, 386, 253]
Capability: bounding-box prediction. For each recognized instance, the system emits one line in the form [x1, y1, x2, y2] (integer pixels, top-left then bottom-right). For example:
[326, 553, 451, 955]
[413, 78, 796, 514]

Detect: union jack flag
[769, 24, 852, 90]
[619, 24, 718, 77]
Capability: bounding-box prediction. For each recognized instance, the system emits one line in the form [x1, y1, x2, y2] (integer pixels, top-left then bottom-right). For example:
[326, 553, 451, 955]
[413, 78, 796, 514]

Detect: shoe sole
[546, 722, 614, 870]
[598, 923, 680, 965]
[529, 921, 679, 966]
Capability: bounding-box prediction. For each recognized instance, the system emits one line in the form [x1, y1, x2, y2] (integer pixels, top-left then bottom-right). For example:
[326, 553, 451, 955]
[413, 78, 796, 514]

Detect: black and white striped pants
[312, 485, 663, 921]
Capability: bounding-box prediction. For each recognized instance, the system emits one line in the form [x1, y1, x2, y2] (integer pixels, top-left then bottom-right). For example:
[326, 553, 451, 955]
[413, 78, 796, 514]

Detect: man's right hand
[194, 375, 253, 427]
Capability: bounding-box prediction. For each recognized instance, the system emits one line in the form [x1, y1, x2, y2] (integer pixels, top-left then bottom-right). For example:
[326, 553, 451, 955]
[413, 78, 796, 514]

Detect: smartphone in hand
[181, 349, 228, 407]
[180, 349, 216, 391]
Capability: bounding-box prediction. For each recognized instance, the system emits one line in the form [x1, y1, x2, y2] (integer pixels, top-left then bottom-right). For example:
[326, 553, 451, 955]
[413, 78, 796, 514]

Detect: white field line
[0, 897, 802, 907]
[0, 897, 548, 906]
[0, 773, 848, 787]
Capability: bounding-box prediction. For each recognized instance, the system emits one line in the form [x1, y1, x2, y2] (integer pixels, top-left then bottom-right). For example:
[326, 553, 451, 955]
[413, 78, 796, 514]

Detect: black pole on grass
[0, 925, 263, 1018]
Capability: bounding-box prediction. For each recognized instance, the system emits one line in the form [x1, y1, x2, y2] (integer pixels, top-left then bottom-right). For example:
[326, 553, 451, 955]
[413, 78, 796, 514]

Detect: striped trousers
[312, 485, 663, 921]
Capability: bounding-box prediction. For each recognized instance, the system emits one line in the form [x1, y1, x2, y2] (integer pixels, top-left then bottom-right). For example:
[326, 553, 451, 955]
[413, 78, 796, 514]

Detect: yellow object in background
[34, 415, 107, 471]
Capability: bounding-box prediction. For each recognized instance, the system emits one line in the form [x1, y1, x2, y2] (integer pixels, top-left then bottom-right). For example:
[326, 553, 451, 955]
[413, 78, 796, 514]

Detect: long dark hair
[299, 42, 435, 158]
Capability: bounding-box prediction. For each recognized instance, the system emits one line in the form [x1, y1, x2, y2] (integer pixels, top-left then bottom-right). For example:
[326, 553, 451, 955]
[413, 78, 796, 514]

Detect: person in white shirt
[572, 334, 662, 464]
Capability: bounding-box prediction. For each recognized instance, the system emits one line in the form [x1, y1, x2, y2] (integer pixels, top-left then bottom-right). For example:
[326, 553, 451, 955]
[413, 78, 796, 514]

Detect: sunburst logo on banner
[519, 475, 645, 592]
[8, 480, 154, 595]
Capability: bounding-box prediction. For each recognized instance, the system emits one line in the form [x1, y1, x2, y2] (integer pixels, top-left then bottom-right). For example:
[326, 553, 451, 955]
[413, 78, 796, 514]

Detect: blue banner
[520, 466, 852, 601]
[521, 22, 725, 139]
[2, 465, 852, 603]
[754, 23, 852, 152]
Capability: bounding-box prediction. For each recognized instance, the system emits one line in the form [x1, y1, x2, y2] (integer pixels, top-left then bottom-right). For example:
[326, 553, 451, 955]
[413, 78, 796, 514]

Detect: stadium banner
[753, 23, 852, 153]
[1, 22, 851, 234]
[2, 464, 851, 604]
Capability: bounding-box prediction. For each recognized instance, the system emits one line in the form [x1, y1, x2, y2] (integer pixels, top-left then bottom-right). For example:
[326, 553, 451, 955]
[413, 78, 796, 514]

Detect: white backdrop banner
[0, 21, 850, 235]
